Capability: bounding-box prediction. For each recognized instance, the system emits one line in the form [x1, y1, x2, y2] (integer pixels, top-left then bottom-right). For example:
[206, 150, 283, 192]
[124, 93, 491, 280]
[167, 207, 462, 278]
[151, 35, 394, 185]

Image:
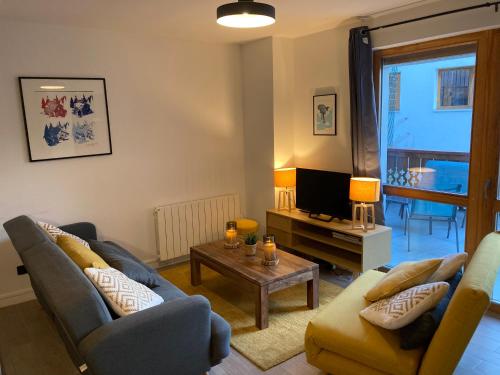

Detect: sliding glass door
[380, 46, 474, 261]
[374, 29, 500, 305]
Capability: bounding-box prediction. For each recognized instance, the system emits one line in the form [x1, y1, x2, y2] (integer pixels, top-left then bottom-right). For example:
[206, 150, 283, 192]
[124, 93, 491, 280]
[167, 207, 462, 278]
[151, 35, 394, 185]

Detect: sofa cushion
[428, 253, 467, 282]
[305, 270, 425, 375]
[365, 258, 442, 302]
[38, 221, 90, 248]
[360, 282, 449, 330]
[59, 222, 98, 242]
[18, 241, 113, 344]
[400, 270, 463, 349]
[89, 240, 158, 288]
[57, 235, 109, 270]
[85, 267, 164, 316]
[151, 278, 188, 302]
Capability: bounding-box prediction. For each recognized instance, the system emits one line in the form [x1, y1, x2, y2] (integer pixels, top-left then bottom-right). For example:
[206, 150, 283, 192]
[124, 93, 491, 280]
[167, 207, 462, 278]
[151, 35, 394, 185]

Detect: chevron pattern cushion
[37, 221, 90, 249]
[85, 267, 164, 316]
[360, 282, 449, 330]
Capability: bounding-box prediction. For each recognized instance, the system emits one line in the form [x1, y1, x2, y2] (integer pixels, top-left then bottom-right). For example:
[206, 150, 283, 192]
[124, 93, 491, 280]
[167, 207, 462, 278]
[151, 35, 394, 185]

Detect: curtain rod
[367, 1, 499, 32]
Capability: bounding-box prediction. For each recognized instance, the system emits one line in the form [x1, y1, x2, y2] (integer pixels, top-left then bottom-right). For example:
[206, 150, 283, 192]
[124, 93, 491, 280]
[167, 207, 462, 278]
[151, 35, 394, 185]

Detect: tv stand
[308, 213, 335, 222]
[267, 209, 392, 274]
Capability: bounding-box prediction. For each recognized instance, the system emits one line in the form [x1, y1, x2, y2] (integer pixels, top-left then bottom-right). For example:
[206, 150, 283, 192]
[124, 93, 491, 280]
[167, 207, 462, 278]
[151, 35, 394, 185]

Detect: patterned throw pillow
[37, 221, 90, 249]
[84, 267, 164, 316]
[360, 282, 449, 330]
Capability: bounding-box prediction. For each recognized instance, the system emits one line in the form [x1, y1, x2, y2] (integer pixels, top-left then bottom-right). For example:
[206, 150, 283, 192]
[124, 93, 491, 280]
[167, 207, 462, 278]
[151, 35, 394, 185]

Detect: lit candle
[225, 228, 237, 243]
[224, 221, 239, 248]
[262, 234, 278, 265]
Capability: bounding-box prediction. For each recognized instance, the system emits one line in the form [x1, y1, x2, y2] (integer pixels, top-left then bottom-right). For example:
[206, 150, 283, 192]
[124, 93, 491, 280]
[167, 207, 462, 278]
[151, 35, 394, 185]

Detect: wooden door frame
[374, 30, 500, 255]
[490, 29, 500, 311]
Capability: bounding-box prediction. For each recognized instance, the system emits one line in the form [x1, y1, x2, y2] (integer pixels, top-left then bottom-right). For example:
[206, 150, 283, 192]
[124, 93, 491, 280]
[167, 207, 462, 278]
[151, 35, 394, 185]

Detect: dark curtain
[349, 26, 385, 225]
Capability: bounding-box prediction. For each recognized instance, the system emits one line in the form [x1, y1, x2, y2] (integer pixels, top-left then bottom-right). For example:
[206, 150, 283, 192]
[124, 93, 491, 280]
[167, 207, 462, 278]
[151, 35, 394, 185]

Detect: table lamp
[274, 168, 296, 211]
[349, 177, 380, 232]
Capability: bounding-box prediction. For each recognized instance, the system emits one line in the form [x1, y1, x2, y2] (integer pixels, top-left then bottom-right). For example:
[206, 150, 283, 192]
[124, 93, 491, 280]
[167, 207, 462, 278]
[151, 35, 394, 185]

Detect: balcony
[383, 148, 500, 302]
[385, 198, 466, 266]
[385, 148, 469, 190]
[384, 147, 469, 265]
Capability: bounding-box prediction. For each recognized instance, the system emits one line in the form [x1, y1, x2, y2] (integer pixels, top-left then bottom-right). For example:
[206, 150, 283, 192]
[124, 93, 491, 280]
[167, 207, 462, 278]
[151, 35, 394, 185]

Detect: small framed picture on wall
[19, 77, 112, 162]
[313, 94, 336, 136]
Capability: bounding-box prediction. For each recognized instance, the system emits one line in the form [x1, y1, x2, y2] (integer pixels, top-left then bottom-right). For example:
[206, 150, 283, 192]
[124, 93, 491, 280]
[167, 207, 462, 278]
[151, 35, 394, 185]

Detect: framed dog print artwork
[19, 77, 112, 162]
[313, 94, 337, 136]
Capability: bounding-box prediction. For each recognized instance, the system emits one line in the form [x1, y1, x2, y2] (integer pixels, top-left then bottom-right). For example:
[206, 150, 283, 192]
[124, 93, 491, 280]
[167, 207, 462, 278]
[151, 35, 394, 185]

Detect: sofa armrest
[59, 222, 97, 242]
[210, 312, 231, 365]
[78, 295, 213, 375]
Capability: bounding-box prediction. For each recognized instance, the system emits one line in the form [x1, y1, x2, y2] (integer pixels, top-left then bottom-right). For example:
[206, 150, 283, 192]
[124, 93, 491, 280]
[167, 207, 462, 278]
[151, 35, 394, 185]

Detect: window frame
[436, 66, 475, 110]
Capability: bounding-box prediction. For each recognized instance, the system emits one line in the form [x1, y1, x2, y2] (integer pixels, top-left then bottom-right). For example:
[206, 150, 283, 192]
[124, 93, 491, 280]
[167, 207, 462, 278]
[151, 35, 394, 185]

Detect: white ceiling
[0, 0, 434, 43]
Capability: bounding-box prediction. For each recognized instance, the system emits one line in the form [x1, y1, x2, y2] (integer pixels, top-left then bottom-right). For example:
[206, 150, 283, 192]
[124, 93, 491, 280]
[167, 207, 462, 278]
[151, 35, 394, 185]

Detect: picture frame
[313, 93, 337, 136]
[19, 77, 112, 162]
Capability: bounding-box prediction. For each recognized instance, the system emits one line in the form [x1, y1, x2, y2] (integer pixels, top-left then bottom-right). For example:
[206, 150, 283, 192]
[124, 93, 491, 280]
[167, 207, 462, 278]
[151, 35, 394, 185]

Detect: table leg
[190, 255, 201, 286]
[256, 285, 269, 329]
[307, 268, 319, 309]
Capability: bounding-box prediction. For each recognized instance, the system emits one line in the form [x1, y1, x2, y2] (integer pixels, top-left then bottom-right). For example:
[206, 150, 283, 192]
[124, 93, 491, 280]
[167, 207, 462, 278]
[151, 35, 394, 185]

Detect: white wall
[0, 21, 246, 306]
[290, 24, 356, 173]
[272, 37, 295, 169]
[241, 38, 275, 231]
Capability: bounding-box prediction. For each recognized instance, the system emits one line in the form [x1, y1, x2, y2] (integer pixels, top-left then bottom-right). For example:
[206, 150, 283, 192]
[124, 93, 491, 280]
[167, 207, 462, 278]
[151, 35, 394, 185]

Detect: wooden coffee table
[190, 240, 319, 329]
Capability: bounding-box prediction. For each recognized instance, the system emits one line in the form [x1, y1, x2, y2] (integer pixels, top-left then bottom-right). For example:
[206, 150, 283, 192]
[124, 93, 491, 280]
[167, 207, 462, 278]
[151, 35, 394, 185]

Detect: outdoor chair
[405, 160, 469, 252]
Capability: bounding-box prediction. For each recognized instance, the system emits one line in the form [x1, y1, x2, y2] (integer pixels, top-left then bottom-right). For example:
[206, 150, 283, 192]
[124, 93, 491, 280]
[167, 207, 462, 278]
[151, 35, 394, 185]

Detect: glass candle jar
[262, 234, 279, 266]
[224, 221, 239, 248]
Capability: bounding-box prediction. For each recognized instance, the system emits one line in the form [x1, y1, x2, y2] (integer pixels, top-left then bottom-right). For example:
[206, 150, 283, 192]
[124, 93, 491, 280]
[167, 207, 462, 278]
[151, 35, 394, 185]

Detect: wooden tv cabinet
[266, 209, 392, 274]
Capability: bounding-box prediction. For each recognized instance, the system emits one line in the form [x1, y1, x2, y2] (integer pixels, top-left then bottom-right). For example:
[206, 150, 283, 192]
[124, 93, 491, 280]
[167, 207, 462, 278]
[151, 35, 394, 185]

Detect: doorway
[374, 29, 500, 304]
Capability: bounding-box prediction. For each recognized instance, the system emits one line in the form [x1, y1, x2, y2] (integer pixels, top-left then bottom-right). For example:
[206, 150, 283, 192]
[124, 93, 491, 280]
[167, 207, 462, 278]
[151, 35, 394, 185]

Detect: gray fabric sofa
[3, 215, 231, 375]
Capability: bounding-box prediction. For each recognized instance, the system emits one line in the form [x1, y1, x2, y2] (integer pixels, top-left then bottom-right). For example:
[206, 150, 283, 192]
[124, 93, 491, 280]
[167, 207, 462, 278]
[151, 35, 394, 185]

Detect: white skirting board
[154, 194, 242, 262]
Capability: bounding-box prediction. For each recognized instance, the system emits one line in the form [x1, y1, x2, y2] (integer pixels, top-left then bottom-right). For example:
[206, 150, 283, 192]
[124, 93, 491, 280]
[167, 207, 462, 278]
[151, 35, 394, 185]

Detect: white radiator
[154, 194, 242, 262]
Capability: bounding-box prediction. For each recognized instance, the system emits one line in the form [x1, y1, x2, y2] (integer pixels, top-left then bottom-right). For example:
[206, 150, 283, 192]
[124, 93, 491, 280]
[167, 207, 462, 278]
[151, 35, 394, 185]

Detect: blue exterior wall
[380, 54, 476, 154]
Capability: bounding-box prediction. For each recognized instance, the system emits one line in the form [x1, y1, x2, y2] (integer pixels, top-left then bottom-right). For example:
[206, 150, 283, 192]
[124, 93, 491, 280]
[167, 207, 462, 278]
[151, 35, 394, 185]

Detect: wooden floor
[1, 281, 500, 374]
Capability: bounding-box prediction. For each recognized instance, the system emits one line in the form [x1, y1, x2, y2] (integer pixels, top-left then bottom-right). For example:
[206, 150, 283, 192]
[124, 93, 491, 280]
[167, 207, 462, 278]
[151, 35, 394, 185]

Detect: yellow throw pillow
[57, 235, 109, 270]
[427, 253, 468, 282]
[364, 258, 443, 302]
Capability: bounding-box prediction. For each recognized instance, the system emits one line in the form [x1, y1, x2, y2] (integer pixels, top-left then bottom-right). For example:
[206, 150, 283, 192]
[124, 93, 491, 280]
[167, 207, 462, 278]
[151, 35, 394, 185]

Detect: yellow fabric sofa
[305, 232, 500, 375]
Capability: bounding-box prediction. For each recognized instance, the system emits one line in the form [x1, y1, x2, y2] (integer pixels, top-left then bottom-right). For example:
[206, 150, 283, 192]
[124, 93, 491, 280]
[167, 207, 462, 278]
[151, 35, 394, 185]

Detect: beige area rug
[160, 263, 344, 370]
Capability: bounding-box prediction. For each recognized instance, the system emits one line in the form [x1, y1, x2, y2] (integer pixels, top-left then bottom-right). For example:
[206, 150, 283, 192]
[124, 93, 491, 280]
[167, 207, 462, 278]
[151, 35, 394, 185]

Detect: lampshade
[349, 177, 380, 203]
[274, 168, 296, 188]
[217, 0, 275, 28]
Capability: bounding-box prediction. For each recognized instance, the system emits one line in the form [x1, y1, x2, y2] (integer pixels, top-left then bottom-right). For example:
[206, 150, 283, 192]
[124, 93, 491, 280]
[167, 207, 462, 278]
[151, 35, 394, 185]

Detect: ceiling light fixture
[217, 0, 275, 28]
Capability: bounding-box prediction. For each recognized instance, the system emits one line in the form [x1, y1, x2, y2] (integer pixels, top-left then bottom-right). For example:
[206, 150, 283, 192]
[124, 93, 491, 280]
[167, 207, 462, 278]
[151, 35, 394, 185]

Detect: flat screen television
[296, 168, 352, 221]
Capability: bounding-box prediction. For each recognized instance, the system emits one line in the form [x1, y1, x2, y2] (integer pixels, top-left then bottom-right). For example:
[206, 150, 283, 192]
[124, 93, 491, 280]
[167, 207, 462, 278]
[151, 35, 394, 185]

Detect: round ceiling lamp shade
[217, 0, 276, 28]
